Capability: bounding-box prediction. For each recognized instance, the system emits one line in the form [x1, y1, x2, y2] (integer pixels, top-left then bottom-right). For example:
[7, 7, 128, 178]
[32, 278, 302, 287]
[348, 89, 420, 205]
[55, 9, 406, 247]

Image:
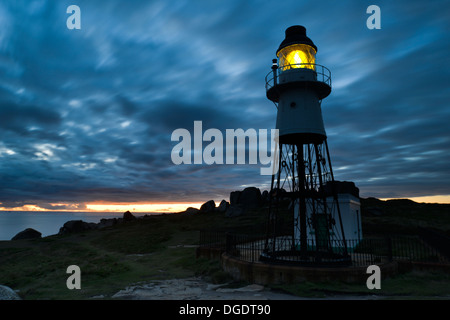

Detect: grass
[0, 198, 449, 299]
[270, 270, 450, 299]
[361, 198, 450, 236]
[0, 210, 259, 299]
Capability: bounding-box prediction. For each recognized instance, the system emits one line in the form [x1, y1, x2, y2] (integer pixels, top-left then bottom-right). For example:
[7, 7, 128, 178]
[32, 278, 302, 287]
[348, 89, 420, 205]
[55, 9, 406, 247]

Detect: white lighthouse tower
[262, 25, 357, 266]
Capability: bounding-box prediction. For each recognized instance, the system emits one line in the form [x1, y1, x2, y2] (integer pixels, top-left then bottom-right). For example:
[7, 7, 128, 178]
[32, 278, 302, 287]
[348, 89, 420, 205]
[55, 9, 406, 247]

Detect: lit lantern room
[276, 25, 318, 71]
[277, 43, 316, 71]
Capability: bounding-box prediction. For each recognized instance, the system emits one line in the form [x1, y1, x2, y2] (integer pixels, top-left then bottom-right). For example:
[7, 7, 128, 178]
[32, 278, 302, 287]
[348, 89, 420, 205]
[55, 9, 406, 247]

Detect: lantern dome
[276, 25, 317, 54]
[277, 26, 317, 71]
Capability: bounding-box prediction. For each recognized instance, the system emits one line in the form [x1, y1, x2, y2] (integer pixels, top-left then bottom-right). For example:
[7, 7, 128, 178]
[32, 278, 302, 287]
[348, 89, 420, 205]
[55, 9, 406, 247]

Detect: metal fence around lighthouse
[199, 228, 449, 267]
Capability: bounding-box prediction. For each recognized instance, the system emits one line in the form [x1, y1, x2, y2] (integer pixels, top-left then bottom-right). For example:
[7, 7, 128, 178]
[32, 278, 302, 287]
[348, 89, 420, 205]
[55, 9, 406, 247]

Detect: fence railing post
[386, 237, 393, 262]
[225, 232, 232, 254]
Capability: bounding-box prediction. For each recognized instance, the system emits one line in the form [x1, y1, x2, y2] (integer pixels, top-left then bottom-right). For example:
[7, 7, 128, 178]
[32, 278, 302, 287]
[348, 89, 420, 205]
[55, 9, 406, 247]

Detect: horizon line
[1, 195, 450, 213]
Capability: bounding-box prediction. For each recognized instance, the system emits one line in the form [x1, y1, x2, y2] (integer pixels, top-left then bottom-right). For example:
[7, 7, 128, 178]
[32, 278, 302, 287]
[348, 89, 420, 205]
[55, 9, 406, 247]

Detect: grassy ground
[0, 199, 449, 299]
[270, 270, 450, 299]
[0, 210, 257, 299]
[361, 198, 450, 236]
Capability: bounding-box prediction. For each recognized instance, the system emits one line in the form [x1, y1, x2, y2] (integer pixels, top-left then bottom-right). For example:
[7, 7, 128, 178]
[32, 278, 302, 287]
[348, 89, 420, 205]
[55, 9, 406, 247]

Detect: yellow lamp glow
[277, 43, 316, 71]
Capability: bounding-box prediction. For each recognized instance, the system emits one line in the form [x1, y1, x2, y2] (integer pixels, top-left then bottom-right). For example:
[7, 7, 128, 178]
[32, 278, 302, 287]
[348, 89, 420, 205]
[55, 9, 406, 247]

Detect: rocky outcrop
[123, 211, 136, 222]
[226, 187, 263, 217]
[184, 207, 200, 215]
[261, 190, 269, 204]
[225, 205, 244, 218]
[58, 220, 97, 235]
[230, 191, 241, 206]
[58, 210, 139, 234]
[216, 200, 229, 213]
[97, 218, 122, 229]
[230, 187, 262, 210]
[0, 285, 21, 300]
[11, 228, 42, 241]
[200, 200, 216, 213]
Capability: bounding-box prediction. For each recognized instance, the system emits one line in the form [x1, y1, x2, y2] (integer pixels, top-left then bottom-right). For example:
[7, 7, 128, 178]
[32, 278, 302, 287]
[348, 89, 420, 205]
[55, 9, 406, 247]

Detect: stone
[184, 207, 200, 215]
[324, 180, 359, 198]
[230, 191, 241, 206]
[261, 190, 269, 204]
[229, 187, 262, 212]
[97, 218, 117, 229]
[200, 200, 216, 213]
[239, 187, 262, 209]
[0, 285, 21, 300]
[216, 200, 229, 213]
[123, 211, 136, 222]
[217, 284, 264, 293]
[225, 205, 244, 218]
[58, 220, 96, 235]
[11, 228, 42, 241]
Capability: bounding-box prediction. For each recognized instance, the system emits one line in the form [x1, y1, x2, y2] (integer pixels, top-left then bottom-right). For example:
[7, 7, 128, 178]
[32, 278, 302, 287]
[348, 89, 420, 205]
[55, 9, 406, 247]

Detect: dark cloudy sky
[0, 0, 449, 211]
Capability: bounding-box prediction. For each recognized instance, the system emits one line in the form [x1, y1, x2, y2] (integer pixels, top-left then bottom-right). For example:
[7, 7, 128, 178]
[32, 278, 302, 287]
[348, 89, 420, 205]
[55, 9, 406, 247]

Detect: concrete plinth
[221, 253, 398, 284]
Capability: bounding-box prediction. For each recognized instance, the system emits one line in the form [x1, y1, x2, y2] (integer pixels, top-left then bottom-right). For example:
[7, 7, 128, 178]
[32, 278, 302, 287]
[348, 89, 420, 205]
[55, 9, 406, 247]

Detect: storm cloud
[0, 0, 449, 210]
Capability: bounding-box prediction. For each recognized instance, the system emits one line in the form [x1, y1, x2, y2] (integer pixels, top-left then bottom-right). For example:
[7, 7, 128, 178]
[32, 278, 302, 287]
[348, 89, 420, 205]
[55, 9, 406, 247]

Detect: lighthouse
[262, 26, 356, 266]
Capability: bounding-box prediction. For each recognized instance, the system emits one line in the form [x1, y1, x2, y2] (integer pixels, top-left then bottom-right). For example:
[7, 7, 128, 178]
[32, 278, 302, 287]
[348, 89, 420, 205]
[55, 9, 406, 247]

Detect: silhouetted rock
[226, 205, 245, 218]
[240, 187, 262, 209]
[261, 190, 269, 204]
[216, 200, 229, 213]
[0, 285, 21, 300]
[11, 228, 42, 241]
[324, 181, 359, 198]
[229, 187, 262, 210]
[226, 187, 264, 217]
[200, 200, 216, 213]
[184, 207, 200, 215]
[269, 188, 287, 199]
[98, 218, 117, 229]
[230, 191, 241, 206]
[59, 220, 97, 235]
[123, 211, 136, 222]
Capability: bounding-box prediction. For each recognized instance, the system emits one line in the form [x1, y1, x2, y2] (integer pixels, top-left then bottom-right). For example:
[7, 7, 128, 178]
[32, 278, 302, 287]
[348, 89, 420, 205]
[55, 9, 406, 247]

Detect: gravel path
[106, 277, 380, 300]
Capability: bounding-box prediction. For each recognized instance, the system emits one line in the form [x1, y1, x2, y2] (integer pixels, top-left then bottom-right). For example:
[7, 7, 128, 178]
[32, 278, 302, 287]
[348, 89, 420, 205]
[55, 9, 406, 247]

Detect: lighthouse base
[264, 140, 351, 267]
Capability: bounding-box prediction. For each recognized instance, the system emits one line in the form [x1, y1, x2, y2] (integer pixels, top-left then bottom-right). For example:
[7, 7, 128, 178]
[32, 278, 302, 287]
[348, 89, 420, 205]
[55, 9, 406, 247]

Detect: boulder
[324, 181, 359, 198]
[216, 200, 229, 213]
[225, 205, 245, 218]
[239, 187, 262, 209]
[123, 211, 136, 222]
[261, 190, 269, 204]
[200, 200, 216, 213]
[0, 285, 21, 300]
[97, 218, 117, 229]
[227, 187, 263, 217]
[229, 187, 262, 209]
[184, 207, 200, 215]
[11, 228, 42, 241]
[58, 220, 96, 235]
[269, 188, 287, 200]
[230, 191, 241, 206]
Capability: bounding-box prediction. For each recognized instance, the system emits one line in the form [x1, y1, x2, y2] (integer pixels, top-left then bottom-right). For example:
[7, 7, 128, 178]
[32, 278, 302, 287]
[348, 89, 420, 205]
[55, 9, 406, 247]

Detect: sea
[0, 211, 157, 241]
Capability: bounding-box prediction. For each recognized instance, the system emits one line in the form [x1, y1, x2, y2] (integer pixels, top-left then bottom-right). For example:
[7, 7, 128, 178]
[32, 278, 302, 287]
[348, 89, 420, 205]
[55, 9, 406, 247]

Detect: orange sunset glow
[0, 202, 204, 213]
[85, 202, 204, 213]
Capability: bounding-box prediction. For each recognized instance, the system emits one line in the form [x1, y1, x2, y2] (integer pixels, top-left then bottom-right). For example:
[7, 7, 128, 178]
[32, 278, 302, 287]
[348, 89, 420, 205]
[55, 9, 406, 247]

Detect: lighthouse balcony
[266, 63, 332, 102]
